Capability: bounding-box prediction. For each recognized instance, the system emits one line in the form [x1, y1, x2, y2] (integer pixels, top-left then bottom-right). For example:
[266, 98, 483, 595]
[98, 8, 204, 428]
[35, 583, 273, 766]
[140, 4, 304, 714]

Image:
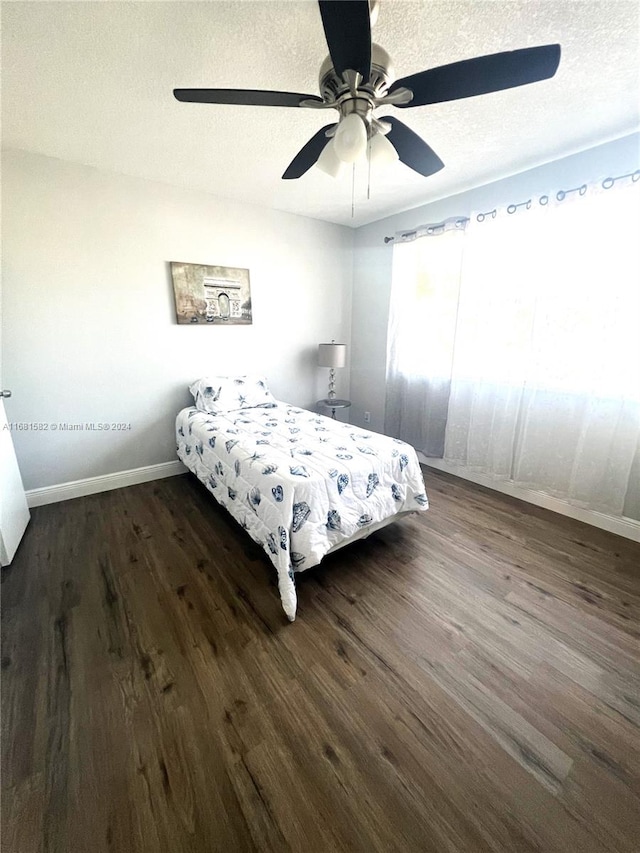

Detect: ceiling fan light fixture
[333, 113, 368, 164]
[316, 139, 345, 178]
[369, 131, 399, 167]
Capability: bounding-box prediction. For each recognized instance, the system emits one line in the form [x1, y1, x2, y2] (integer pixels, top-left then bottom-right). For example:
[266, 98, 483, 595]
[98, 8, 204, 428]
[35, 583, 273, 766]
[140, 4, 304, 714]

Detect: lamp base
[327, 367, 336, 399]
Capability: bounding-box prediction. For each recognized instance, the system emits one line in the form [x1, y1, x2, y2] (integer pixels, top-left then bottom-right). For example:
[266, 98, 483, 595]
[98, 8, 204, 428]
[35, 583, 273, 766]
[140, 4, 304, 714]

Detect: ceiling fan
[174, 0, 561, 181]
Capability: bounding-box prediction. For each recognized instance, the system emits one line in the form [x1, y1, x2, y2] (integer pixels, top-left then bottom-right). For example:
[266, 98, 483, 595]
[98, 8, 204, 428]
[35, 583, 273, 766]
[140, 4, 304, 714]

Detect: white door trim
[0, 400, 31, 565]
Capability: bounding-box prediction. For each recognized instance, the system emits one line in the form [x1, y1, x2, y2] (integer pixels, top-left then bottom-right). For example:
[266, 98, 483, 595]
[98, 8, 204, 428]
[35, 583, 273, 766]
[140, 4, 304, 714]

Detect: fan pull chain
[367, 138, 372, 200]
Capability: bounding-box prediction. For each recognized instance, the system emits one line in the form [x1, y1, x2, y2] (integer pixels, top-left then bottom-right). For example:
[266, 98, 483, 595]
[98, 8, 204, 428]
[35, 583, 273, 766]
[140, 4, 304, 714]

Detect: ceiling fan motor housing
[319, 43, 395, 104]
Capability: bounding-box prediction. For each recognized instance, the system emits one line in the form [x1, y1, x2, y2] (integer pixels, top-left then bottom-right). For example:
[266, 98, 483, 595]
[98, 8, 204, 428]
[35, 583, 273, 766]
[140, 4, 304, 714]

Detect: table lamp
[318, 342, 347, 400]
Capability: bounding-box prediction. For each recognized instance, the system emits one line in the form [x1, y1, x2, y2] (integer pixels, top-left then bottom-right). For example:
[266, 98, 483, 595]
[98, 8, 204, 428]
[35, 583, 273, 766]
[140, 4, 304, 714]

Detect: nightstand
[317, 398, 351, 420]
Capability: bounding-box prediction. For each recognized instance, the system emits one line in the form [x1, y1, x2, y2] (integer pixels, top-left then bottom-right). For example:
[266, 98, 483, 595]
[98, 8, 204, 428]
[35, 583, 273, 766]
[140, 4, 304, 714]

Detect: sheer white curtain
[386, 179, 640, 519]
[385, 227, 465, 456]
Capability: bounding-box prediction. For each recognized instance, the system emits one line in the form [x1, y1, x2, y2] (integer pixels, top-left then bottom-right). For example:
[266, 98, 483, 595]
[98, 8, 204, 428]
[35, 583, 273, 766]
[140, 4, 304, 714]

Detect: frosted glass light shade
[333, 114, 368, 164]
[369, 132, 399, 166]
[318, 343, 347, 368]
[316, 140, 345, 178]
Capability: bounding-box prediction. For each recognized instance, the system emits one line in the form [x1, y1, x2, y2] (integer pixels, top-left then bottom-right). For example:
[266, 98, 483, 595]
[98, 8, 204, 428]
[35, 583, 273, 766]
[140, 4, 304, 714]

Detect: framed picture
[170, 262, 252, 325]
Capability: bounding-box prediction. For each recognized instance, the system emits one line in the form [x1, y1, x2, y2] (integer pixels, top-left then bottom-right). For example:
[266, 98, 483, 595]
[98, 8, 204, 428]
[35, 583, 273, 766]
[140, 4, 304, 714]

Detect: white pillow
[189, 375, 277, 414]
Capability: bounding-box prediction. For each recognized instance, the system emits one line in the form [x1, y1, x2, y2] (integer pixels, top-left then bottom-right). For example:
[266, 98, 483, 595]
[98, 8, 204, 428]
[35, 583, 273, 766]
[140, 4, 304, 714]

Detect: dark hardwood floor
[2, 468, 639, 853]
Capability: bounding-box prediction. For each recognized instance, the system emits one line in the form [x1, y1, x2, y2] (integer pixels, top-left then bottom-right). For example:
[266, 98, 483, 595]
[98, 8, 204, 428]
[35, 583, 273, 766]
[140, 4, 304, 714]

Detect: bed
[176, 376, 429, 620]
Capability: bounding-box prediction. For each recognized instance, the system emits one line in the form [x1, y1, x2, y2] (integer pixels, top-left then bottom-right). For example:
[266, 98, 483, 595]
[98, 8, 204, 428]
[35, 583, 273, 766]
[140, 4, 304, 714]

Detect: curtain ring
[539, 195, 549, 205]
[477, 209, 496, 222]
[556, 190, 566, 201]
[507, 204, 517, 214]
[579, 184, 587, 196]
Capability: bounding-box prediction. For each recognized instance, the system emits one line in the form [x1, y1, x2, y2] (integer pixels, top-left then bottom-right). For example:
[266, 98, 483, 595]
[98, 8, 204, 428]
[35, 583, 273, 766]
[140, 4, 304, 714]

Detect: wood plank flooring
[2, 468, 639, 853]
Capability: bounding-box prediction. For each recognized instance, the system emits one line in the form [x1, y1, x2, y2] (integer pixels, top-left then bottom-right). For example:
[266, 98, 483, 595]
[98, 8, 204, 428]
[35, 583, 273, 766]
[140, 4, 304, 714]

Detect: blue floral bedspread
[176, 403, 428, 620]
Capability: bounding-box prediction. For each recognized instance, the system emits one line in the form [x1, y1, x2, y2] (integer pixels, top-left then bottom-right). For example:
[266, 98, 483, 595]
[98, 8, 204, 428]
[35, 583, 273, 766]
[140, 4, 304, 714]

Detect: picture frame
[170, 262, 252, 325]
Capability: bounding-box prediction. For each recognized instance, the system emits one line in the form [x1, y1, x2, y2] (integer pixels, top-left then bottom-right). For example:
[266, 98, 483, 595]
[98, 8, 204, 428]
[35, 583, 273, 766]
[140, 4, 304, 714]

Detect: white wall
[350, 133, 640, 432]
[2, 150, 353, 491]
[4, 135, 638, 499]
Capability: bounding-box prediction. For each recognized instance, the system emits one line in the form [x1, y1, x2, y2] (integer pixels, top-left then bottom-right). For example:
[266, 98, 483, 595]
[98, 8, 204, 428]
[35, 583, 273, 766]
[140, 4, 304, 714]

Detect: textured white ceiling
[2, 1, 639, 227]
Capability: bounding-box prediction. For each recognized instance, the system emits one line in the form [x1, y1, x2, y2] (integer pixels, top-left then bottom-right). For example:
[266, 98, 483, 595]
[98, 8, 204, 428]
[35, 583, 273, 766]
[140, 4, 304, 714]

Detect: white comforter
[176, 403, 428, 620]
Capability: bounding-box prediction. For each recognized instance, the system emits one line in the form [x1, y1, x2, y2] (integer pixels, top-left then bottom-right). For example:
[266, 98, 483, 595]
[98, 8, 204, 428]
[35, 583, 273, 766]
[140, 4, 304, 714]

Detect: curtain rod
[383, 168, 639, 244]
[383, 216, 468, 244]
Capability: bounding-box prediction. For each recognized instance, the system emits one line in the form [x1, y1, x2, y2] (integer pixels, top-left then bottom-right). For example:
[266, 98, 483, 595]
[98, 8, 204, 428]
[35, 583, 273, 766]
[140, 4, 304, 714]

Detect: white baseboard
[420, 455, 640, 544]
[26, 455, 640, 543]
[26, 460, 187, 508]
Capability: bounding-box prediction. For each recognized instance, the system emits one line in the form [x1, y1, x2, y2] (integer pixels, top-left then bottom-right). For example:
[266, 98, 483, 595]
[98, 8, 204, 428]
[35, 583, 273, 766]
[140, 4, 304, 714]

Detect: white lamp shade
[316, 139, 345, 178]
[318, 343, 347, 368]
[369, 132, 399, 167]
[333, 114, 368, 164]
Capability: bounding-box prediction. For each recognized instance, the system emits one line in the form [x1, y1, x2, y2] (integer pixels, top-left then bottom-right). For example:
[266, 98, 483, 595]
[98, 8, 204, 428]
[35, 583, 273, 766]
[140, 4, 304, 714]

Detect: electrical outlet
[364, 411, 371, 423]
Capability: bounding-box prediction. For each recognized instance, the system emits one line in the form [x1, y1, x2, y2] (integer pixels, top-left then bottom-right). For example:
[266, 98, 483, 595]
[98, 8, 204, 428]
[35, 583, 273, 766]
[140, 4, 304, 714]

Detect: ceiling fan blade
[390, 44, 561, 107]
[318, 0, 371, 80]
[282, 124, 338, 179]
[380, 117, 444, 177]
[173, 89, 323, 108]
